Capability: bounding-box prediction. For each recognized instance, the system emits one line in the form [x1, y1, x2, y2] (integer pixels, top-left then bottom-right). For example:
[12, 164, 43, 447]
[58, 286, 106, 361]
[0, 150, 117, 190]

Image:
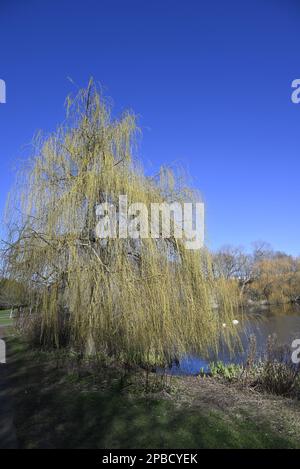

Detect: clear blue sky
[0, 0, 300, 255]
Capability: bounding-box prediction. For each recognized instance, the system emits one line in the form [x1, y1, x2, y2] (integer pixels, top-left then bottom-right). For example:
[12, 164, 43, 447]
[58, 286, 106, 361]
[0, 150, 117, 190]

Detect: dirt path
[0, 326, 18, 448]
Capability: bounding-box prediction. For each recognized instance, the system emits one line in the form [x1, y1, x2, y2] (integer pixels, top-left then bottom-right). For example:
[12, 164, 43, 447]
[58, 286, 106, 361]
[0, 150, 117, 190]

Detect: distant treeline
[212, 241, 300, 305]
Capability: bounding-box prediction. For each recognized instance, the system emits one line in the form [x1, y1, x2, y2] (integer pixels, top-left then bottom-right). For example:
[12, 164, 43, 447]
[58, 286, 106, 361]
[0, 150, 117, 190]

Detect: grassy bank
[2, 335, 300, 449]
[0, 310, 12, 326]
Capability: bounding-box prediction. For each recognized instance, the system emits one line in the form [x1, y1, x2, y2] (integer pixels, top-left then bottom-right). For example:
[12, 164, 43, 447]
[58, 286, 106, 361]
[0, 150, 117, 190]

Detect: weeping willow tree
[3, 80, 240, 365]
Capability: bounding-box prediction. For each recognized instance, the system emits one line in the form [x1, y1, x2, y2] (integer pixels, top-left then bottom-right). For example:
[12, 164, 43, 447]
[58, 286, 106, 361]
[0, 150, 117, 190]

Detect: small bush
[209, 361, 242, 381]
[242, 334, 300, 397]
[252, 335, 300, 396]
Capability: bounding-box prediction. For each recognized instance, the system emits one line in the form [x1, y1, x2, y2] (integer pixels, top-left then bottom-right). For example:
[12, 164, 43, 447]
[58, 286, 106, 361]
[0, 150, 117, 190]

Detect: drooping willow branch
[3, 79, 240, 364]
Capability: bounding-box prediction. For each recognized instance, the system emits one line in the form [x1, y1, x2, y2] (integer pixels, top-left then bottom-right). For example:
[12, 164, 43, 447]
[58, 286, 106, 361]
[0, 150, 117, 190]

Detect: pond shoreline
[160, 304, 300, 376]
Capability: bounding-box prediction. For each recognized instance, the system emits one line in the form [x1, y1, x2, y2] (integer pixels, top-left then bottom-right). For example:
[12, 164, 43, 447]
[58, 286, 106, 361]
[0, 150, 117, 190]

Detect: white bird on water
[222, 319, 239, 328]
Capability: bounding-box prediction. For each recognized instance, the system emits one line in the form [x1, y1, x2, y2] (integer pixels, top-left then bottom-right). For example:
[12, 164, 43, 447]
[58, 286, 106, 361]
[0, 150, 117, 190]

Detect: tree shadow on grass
[4, 337, 299, 449]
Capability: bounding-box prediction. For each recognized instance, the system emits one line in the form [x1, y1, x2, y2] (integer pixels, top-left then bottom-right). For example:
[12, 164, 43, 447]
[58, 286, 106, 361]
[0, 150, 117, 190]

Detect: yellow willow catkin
[4, 79, 241, 365]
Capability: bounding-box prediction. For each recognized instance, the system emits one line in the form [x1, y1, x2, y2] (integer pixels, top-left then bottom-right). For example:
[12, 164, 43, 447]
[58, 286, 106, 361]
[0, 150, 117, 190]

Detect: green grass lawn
[0, 310, 13, 326]
[3, 336, 300, 449]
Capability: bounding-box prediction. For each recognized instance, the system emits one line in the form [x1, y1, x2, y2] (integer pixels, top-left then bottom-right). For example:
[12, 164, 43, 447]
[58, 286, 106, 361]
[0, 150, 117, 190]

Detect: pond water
[165, 304, 300, 375]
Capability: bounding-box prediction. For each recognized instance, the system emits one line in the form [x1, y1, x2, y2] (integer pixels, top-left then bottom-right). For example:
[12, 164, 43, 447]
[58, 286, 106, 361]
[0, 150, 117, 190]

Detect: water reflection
[167, 304, 300, 375]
